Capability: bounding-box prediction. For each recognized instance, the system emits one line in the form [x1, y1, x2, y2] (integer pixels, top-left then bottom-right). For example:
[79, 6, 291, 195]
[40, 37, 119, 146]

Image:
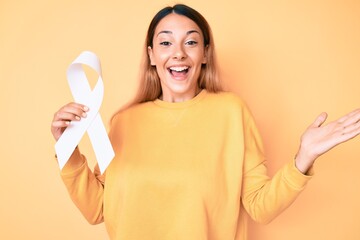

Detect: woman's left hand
[295, 109, 360, 174]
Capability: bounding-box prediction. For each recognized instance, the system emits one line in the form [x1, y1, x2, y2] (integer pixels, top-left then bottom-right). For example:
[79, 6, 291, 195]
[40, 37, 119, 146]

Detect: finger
[64, 102, 89, 109]
[51, 103, 89, 141]
[53, 111, 84, 123]
[51, 120, 70, 128]
[309, 112, 328, 128]
[69, 102, 89, 112]
[336, 108, 360, 123]
[62, 102, 89, 114]
[340, 109, 360, 128]
[342, 120, 360, 136]
[53, 105, 88, 122]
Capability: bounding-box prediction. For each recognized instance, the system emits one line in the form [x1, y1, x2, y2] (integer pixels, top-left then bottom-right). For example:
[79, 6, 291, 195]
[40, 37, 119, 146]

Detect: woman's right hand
[51, 102, 89, 141]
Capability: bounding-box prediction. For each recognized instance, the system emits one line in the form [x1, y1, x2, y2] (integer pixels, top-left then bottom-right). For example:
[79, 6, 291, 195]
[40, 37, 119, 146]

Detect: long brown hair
[112, 4, 222, 120]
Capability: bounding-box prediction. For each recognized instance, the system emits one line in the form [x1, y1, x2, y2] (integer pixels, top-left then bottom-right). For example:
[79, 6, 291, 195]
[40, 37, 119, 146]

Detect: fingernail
[82, 112, 87, 117]
[83, 106, 89, 111]
[65, 121, 70, 125]
[75, 116, 81, 120]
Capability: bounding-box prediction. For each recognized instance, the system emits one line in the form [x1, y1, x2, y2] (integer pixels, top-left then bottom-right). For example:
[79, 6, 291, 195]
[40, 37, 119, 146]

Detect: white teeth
[169, 66, 189, 72]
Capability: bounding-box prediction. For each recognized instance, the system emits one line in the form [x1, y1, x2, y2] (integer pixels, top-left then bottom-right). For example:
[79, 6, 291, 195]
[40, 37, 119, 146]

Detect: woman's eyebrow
[157, 30, 172, 37]
[156, 30, 200, 37]
[186, 30, 200, 35]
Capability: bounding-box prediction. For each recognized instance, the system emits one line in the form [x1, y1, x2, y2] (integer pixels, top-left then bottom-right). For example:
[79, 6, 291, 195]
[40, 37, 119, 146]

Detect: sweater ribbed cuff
[60, 148, 87, 177]
[282, 160, 313, 191]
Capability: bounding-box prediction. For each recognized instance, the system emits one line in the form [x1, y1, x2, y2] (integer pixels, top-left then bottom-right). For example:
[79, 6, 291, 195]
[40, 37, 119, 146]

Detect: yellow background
[1, 0, 359, 239]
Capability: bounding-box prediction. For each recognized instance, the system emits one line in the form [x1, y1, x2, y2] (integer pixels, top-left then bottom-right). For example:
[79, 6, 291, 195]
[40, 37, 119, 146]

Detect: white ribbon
[55, 51, 115, 174]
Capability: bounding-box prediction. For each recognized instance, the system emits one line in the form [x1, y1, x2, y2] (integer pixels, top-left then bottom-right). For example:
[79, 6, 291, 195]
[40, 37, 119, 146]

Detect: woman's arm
[241, 107, 360, 224]
[60, 148, 105, 224]
[51, 102, 105, 224]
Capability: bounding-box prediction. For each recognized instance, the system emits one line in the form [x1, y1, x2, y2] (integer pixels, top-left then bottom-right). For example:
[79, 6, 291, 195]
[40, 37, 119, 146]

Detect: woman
[51, 4, 360, 240]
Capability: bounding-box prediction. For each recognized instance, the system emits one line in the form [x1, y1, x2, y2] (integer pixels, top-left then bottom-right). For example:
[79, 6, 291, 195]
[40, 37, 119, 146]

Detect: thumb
[310, 112, 328, 128]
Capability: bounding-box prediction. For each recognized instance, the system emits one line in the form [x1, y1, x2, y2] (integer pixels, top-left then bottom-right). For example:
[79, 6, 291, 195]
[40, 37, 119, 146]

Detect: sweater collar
[152, 89, 207, 109]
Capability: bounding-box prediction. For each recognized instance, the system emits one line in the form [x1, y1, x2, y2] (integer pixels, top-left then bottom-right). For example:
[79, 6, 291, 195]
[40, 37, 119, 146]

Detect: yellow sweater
[61, 90, 312, 240]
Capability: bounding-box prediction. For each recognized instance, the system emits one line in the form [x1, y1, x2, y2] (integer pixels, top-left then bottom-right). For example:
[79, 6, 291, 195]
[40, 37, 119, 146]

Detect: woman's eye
[160, 41, 171, 46]
[186, 40, 198, 45]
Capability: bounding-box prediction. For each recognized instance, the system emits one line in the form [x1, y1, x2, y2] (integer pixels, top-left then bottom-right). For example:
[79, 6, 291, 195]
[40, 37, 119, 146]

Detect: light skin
[51, 102, 89, 170]
[51, 13, 360, 174]
[295, 110, 360, 173]
[148, 13, 207, 102]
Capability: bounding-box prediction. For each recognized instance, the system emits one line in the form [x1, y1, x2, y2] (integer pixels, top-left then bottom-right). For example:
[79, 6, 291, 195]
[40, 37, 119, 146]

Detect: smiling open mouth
[168, 66, 189, 78]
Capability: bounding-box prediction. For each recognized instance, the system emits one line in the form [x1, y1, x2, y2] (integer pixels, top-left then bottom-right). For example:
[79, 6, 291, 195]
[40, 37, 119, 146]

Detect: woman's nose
[173, 45, 186, 60]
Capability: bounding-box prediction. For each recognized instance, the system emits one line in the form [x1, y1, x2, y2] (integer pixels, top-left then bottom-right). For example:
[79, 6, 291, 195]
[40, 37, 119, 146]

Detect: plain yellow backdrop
[1, 0, 359, 239]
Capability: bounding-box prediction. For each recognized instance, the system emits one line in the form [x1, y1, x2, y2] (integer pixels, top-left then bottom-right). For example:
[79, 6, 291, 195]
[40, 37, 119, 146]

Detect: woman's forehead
[154, 13, 202, 36]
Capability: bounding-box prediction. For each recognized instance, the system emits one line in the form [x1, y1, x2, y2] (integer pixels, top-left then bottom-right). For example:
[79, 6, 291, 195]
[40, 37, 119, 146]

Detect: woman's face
[148, 13, 207, 102]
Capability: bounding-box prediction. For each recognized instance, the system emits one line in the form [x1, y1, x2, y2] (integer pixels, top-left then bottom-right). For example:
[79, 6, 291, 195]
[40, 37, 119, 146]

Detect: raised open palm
[296, 109, 360, 173]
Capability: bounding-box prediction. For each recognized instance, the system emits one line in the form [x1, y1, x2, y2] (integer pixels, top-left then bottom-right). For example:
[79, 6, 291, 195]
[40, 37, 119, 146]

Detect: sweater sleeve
[240, 105, 313, 224]
[60, 148, 105, 225]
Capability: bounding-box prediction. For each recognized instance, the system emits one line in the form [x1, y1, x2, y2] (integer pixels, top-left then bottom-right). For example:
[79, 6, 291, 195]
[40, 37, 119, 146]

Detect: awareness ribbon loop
[55, 51, 115, 174]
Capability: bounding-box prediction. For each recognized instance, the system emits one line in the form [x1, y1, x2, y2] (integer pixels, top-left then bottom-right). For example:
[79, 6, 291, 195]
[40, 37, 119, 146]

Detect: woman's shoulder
[203, 90, 255, 121]
[110, 101, 153, 125]
[205, 90, 248, 108]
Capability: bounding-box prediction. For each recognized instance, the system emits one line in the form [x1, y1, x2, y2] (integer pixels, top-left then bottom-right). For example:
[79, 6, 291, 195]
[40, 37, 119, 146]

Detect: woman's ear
[148, 46, 156, 66]
[202, 45, 209, 64]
